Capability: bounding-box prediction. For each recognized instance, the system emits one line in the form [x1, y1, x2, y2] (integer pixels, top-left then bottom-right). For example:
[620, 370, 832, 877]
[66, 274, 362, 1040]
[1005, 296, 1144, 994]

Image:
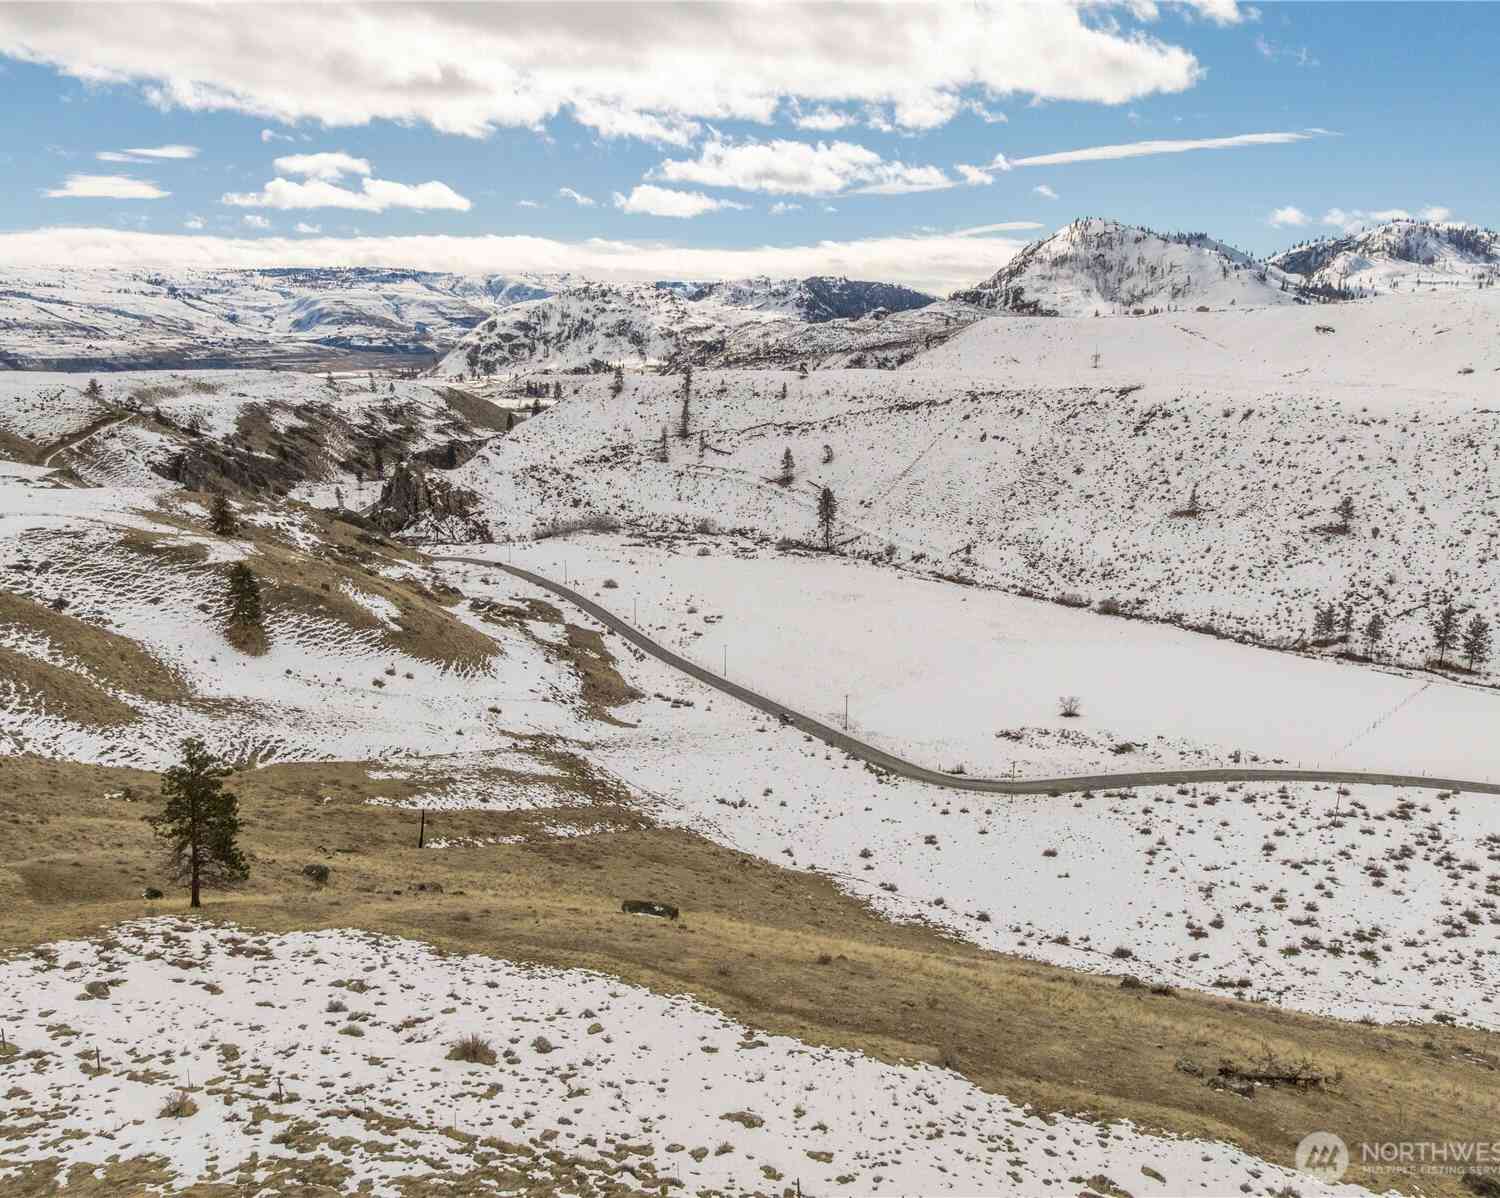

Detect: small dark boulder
[143, 887, 164, 900]
[302, 864, 331, 885]
[622, 899, 679, 920]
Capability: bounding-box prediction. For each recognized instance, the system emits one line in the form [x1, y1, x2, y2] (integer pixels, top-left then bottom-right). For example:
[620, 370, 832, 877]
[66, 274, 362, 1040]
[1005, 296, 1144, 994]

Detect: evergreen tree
[678, 365, 692, 440]
[1335, 494, 1356, 531]
[1464, 612, 1492, 671]
[83, 377, 104, 401]
[226, 563, 263, 629]
[208, 491, 238, 537]
[610, 364, 624, 397]
[657, 425, 669, 464]
[146, 737, 249, 908]
[1340, 600, 1354, 641]
[818, 486, 837, 551]
[779, 447, 794, 485]
[552, 381, 562, 401]
[1364, 609, 1386, 658]
[779, 382, 788, 401]
[531, 396, 543, 415]
[1313, 601, 1337, 640]
[1430, 593, 1459, 666]
[821, 443, 834, 464]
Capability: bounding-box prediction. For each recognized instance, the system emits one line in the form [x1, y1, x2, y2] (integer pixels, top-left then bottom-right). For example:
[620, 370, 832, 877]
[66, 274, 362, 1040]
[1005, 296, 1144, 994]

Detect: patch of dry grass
[0, 591, 190, 704]
[0, 646, 141, 727]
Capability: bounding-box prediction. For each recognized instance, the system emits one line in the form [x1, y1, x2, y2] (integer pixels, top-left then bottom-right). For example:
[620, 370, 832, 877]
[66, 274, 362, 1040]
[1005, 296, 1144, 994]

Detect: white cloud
[516, 199, 541, 209]
[294, 221, 321, 234]
[557, 187, 596, 208]
[1033, 184, 1059, 199]
[1320, 205, 1454, 234]
[612, 185, 748, 219]
[655, 138, 953, 197]
[769, 201, 802, 215]
[242, 214, 270, 229]
[0, 223, 1039, 295]
[183, 215, 204, 230]
[272, 151, 371, 180]
[991, 129, 1328, 169]
[1267, 205, 1308, 228]
[0, 3, 1225, 142]
[793, 106, 855, 132]
[44, 173, 168, 199]
[222, 176, 471, 213]
[964, 99, 1007, 124]
[956, 164, 994, 186]
[260, 128, 293, 143]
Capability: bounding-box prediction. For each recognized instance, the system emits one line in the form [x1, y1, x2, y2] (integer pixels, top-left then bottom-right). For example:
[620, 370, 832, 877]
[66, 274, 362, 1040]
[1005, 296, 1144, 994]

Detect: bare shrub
[447, 1034, 498, 1065]
[535, 514, 621, 540]
[159, 1089, 198, 1118]
[1058, 695, 1082, 718]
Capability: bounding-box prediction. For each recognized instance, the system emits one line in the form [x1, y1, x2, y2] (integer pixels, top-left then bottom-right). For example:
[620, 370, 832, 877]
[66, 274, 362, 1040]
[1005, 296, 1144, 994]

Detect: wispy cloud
[557, 187, 596, 208]
[97, 143, 198, 164]
[991, 130, 1330, 170]
[44, 173, 169, 199]
[1033, 184, 1058, 199]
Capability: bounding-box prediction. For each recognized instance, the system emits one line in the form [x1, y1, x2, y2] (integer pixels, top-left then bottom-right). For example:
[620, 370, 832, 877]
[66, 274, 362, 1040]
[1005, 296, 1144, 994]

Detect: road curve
[437, 554, 1500, 798]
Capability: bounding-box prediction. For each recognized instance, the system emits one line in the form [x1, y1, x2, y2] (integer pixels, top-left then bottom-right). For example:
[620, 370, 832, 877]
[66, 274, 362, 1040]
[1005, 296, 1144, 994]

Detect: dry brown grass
[0, 647, 139, 727]
[0, 590, 190, 704]
[1, 751, 1495, 1195]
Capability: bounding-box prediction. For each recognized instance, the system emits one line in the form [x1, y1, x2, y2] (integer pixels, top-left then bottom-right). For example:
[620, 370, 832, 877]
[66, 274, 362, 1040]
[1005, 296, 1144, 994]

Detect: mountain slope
[951, 217, 1299, 315]
[0, 266, 559, 372]
[436, 276, 940, 377]
[431, 289, 1500, 675]
[1272, 219, 1500, 293]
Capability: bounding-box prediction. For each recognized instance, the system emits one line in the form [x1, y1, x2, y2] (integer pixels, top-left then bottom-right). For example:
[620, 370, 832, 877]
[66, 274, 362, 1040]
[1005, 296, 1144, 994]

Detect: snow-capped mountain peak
[1271, 219, 1500, 294]
[950, 217, 1300, 316]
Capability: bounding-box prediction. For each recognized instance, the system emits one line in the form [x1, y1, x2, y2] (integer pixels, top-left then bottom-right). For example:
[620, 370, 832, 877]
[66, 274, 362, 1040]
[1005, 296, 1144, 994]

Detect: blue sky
[0, 2, 1495, 293]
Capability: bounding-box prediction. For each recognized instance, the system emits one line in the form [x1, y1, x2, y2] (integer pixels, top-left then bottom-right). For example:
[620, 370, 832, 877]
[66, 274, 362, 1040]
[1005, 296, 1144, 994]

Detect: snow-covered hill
[436, 289, 1500, 674]
[436, 276, 941, 377]
[1272, 219, 1500, 294]
[0, 266, 560, 372]
[951, 217, 1301, 315]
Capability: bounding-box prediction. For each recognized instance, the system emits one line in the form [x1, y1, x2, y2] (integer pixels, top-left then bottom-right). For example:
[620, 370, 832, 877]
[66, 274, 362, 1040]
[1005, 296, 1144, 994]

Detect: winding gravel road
[439, 554, 1500, 798]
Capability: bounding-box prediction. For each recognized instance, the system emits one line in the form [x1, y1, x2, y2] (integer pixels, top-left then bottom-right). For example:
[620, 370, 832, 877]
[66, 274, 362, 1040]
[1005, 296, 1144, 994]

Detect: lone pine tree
[208, 491, 238, 537]
[146, 737, 249, 908]
[818, 486, 838, 551]
[226, 562, 263, 630]
[779, 447, 794, 486]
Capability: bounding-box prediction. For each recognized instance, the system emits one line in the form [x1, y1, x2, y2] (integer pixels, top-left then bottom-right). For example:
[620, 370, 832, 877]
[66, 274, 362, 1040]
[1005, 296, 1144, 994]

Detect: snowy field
[462, 536, 1500, 781]
[412, 563, 1500, 1028]
[0, 919, 1385, 1197]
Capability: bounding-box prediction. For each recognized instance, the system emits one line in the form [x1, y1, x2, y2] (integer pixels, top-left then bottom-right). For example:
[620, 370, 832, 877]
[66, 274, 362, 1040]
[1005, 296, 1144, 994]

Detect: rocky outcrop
[368, 459, 492, 543]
